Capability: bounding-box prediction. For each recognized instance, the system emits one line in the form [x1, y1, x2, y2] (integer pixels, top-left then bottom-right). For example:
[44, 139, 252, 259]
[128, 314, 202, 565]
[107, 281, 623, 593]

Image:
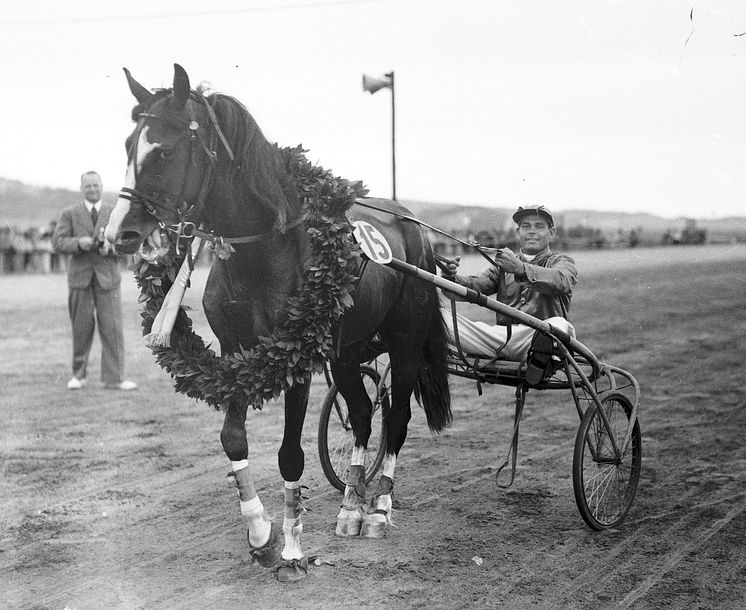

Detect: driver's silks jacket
[447, 246, 577, 326]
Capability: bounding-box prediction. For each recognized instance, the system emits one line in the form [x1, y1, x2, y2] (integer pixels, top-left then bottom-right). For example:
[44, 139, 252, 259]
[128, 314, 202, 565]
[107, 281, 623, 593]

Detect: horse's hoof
[247, 521, 281, 568]
[276, 557, 308, 583]
[360, 513, 388, 539]
[335, 506, 363, 537]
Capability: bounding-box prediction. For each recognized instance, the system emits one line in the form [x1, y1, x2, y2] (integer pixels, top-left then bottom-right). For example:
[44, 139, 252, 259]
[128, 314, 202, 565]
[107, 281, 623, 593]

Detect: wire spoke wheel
[573, 392, 641, 530]
[318, 365, 388, 492]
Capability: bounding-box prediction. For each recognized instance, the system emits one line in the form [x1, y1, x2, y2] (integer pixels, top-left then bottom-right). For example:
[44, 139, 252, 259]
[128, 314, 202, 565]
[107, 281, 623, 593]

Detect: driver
[440, 204, 577, 379]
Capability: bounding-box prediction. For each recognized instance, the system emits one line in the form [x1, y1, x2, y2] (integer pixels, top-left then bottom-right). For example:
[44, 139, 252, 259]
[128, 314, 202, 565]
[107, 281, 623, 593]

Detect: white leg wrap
[281, 481, 304, 559]
[350, 445, 365, 467]
[241, 496, 271, 548]
[231, 459, 249, 472]
[240, 496, 262, 515]
[381, 454, 396, 479]
[282, 517, 304, 560]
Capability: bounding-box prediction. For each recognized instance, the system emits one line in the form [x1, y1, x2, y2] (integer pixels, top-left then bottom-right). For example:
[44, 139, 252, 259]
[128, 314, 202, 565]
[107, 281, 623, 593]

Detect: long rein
[352, 199, 501, 272]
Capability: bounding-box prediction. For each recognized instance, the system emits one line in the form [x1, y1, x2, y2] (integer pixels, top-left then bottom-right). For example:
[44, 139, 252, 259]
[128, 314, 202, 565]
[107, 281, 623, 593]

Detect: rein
[353, 199, 500, 269]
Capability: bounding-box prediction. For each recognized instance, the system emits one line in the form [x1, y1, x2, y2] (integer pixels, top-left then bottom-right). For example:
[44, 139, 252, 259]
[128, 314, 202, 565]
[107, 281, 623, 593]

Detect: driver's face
[515, 215, 555, 255]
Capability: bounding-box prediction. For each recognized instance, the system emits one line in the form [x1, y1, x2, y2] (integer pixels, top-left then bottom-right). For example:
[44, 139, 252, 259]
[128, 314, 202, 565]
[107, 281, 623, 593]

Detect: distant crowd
[0, 218, 708, 275]
[0, 222, 64, 274]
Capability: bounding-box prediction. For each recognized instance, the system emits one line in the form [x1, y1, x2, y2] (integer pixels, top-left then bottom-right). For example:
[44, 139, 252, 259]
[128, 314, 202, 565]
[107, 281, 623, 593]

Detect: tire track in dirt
[618, 501, 745, 608]
[550, 486, 746, 605]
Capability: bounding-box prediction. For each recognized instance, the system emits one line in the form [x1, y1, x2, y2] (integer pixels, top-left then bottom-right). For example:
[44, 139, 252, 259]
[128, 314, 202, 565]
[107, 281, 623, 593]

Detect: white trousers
[443, 310, 575, 362]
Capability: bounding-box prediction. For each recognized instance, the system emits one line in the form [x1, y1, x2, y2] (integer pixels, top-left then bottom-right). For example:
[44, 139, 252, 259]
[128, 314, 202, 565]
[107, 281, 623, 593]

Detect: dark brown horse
[105, 64, 451, 582]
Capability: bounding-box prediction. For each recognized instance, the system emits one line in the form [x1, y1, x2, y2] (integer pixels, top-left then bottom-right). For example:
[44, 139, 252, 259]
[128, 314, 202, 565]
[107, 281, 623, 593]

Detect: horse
[105, 64, 451, 582]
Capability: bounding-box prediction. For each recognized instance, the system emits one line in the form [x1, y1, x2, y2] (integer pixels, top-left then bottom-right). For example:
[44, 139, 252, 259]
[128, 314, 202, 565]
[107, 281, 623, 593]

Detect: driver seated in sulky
[440, 204, 577, 379]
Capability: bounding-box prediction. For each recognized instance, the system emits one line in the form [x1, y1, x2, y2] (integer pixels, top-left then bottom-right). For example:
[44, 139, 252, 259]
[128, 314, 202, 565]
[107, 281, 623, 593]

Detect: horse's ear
[173, 63, 191, 110]
[123, 67, 152, 104]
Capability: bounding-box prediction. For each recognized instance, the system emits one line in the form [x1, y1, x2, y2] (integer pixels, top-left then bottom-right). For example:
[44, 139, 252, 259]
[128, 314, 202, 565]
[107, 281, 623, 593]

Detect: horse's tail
[416, 296, 452, 433]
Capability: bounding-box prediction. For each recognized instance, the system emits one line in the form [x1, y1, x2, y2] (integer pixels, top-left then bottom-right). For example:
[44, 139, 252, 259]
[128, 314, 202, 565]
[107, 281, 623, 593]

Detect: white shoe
[106, 380, 138, 391]
[67, 377, 86, 390]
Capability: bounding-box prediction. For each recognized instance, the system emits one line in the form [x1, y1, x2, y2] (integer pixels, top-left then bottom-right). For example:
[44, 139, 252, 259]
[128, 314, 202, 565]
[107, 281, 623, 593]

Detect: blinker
[189, 120, 199, 131]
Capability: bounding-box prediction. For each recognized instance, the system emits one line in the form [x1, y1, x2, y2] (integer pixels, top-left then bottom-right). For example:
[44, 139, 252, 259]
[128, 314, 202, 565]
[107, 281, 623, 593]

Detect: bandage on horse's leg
[335, 447, 367, 537]
[275, 383, 310, 582]
[361, 454, 396, 538]
[276, 481, 308, 583]
[222, 405, 279, 567]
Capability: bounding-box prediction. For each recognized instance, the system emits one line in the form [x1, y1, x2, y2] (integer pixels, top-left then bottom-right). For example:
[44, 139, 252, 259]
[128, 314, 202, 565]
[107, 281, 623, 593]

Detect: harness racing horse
[105, 64, 451, 582]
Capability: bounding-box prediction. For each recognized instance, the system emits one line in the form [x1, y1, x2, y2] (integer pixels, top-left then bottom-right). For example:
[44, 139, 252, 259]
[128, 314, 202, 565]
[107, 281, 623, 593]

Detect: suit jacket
[52, 201, 122, 290]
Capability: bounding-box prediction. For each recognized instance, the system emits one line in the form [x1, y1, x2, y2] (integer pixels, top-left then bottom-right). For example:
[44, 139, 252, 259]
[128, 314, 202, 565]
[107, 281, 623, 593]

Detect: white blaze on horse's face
[104, 125, 162, 244]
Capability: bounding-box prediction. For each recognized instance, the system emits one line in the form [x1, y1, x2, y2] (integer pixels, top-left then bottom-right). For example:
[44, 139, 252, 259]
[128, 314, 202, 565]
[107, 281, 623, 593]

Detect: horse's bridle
[118, 92, 301, 253]
[118, 92, 226, 240]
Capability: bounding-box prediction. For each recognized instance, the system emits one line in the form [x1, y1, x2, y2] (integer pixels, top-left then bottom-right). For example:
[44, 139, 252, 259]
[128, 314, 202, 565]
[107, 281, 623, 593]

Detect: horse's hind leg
[361, 350, 416, 538]
[221, 403, 280, 568]
[330, 355, 373, 537]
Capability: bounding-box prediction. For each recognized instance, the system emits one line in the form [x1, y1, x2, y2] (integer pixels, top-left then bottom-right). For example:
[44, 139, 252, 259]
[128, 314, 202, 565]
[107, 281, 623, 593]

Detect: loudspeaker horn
[362, 74, 392, 94]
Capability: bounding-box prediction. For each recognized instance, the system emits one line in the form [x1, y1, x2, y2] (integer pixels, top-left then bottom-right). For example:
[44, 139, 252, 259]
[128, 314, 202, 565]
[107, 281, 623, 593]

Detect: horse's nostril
[119, 231, 141, 243]
[115, 231, 143, 254]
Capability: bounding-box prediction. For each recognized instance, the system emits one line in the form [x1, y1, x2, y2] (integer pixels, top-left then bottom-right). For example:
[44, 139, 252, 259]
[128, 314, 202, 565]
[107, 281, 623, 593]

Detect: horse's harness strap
[495, 385, 527, 488]
[123, 109, 212, 231]
[186, 215, 305, 246]
[202, 98, 235, 162]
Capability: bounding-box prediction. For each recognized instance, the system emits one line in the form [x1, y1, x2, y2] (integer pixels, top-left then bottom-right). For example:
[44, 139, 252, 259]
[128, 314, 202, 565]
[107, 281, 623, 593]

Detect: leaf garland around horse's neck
[132, 145, 367, 409]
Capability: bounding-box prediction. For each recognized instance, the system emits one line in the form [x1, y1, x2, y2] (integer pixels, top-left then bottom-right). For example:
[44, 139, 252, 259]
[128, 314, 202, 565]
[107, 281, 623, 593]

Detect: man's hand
[494, 248, 525, 275]
[441, 256, 460, 279]
[98, 240, 114, 256]
[78, 236, 95, 251]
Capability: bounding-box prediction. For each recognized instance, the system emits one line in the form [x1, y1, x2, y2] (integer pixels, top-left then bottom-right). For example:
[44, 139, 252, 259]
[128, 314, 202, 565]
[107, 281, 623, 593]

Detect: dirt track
[1, 245, 745, 609]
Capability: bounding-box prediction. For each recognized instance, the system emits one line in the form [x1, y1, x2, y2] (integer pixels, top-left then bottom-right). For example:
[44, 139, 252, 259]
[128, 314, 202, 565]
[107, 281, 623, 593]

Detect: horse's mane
[209, 93, 296, 232]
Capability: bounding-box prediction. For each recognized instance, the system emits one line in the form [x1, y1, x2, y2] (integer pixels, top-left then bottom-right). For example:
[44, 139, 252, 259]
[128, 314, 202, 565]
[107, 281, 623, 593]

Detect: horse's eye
[159, 149, 173, 160]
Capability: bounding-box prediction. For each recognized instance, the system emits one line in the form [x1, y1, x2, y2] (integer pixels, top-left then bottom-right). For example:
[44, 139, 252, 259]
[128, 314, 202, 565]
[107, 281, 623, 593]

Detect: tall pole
[387, 71, 396, 201]
[362, 71, 396, 201]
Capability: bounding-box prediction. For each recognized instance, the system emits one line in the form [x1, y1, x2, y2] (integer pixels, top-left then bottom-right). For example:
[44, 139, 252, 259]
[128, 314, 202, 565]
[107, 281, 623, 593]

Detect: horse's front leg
[221, 402, 280, 568]
[276, 380, 311, 583]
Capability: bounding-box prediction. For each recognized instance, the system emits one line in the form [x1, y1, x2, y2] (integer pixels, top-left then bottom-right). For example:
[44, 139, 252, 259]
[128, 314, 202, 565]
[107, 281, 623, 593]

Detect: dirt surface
[1, 245, 745, 609]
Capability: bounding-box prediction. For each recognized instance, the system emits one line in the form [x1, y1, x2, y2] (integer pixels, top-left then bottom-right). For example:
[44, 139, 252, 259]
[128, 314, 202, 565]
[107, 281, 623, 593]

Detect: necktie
[90, 206, 98, 227]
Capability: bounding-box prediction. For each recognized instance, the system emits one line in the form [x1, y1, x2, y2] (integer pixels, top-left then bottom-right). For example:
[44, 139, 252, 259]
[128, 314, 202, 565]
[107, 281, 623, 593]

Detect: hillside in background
[403, 200, 746, 245]
[1, 177, 744, 244]
[0, 178, 117, 226]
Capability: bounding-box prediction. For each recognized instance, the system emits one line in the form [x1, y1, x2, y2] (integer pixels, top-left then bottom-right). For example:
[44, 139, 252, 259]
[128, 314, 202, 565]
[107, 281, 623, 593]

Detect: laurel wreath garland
[132, 145, 367, 409]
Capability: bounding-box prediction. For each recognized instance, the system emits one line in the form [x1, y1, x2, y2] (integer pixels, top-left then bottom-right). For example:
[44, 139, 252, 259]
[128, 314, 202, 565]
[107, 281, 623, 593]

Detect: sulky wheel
[572, 392, 641, 530]
[318, 364, 388, 492]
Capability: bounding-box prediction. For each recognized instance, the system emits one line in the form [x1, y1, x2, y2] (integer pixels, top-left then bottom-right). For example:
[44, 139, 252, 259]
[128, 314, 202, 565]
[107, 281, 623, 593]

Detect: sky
[0, 0, 745, 219]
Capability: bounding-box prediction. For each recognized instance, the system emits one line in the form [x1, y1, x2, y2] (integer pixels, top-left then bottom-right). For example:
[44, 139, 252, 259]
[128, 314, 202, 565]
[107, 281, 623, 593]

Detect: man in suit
[52, 171, 137, 391]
